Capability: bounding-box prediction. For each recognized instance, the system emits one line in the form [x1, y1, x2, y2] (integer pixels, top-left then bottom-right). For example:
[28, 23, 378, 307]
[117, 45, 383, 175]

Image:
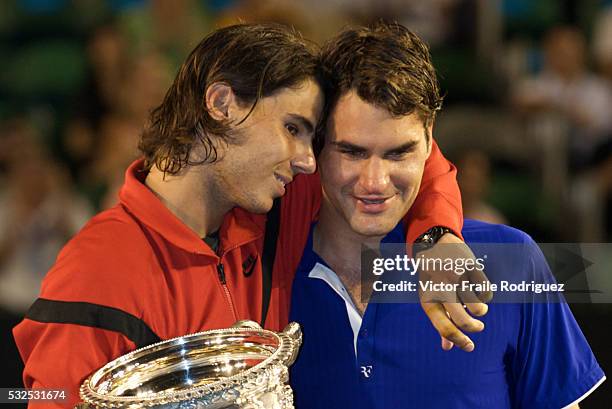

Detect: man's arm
[403, 139, 490, 352]
[13, 320, 135, 408]
[272, 172, 322, 328]
[404, 140, 463, 243]
[12, 217, 163, 408]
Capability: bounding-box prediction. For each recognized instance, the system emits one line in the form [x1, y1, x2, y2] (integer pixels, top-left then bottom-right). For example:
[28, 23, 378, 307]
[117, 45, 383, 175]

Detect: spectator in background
[456, 149, 506, 225]
[89, 50, 172, 209]
[88, 114, 142, 210]
[215, 0, 320, 42]
[0, 118, 92, 315]
[118, 0, 211, 70]
[114, 51, 173, 124]
[590, 5, 612, 229]
[593, 5, 612, 84]
[62, 23, 129, 201]
[512, 26, 612, 169]
[65, 21, 172, 210]
[512, 25, 612, 241]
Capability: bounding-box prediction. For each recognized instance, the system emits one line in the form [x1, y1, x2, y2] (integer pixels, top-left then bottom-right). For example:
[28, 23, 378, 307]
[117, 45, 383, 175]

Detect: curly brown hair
[316, 21, 443, 152]
[139, 23, 320, 175]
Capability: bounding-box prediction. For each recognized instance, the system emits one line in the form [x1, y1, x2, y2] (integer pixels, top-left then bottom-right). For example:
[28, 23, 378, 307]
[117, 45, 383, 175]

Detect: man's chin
[242, 198, 275, 214]
[350, 219, 397, 238]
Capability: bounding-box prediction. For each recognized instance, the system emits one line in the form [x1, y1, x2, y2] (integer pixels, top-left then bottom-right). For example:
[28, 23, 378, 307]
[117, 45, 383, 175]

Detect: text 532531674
[1, 388, 68, 403]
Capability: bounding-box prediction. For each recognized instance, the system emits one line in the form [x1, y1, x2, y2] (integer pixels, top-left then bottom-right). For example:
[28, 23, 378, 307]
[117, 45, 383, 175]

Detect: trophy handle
[282, 322, 302, 341]
[231, 320, 263, 329]
[231, 320, 301, 342]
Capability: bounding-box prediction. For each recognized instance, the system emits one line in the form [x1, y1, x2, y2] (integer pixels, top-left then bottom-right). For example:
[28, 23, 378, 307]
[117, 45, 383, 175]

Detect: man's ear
[205, 82, 238, 122]
[425, 122, 434, 160]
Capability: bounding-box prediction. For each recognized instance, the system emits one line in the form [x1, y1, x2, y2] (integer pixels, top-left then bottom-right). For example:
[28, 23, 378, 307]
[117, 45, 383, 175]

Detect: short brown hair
[316, 21, 442, 150]
[139, 23, 319, 174]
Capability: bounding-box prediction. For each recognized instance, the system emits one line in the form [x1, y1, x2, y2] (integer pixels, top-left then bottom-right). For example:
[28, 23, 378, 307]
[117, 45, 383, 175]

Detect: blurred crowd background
[0, 0, 611, 405]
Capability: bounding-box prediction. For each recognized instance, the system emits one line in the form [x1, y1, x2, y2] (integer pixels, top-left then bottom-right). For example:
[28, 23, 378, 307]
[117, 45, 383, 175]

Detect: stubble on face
[205, 80, 323, 214]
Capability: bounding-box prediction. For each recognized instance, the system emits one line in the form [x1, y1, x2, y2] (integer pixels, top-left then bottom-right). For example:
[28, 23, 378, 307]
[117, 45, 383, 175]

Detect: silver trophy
[78, 320, 302, 408]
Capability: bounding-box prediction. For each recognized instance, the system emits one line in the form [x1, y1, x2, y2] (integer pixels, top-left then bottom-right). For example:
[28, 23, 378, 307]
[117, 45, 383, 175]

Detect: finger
[464, 302, 488, 317]
[421, 302, 475, 352]
[420, 289, 459, 304]
[441, 336, 454, 351]
[468, 267, 493, 303]
[457, 287, 482, 304]
[457, 288, 488, 316]
[444, 302, 485, 333]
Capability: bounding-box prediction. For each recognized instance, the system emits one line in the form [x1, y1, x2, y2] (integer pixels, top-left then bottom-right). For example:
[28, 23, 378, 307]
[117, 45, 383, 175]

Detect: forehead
[260, 80, 323, 122]
[328, 91, 425, 145]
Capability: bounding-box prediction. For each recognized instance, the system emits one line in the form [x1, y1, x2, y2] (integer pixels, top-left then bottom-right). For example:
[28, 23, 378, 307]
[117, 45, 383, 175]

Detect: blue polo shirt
[289, 219, 605, 409]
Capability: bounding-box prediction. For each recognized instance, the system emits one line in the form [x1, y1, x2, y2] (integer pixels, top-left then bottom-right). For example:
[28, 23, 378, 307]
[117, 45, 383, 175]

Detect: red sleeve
[268, 172, 321, 330]
[13, 321, 135, 409]
[11, 217, 157, 408]
[403, 139, 464, 243]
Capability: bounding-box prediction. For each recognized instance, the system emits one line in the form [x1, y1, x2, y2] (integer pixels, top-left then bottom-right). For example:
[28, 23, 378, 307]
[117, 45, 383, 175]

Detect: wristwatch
[415, 226, 453, 250]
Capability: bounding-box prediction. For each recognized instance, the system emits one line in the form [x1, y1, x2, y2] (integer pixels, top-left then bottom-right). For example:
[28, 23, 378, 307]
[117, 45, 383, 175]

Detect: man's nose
[290, 138, 316, 175]
[359, 157, 390, 192]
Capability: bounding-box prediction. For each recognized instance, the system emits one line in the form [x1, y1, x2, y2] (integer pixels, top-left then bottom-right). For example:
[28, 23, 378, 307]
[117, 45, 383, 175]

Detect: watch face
[423, 233, 435, 244]
[417, 226, 450, 244]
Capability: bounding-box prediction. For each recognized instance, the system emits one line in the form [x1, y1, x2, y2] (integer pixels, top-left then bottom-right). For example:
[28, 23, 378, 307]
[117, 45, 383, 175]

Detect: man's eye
[339, 149, 366, 159]
[386, 152, 407, 161]
[285, 123, 299, 136]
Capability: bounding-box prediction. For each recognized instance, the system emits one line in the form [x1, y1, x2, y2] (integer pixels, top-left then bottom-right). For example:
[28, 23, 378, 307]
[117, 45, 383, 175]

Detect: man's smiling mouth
[359, 197, 387, 204]
[274, 173, 292, 187]
[353, 195, 396, 213]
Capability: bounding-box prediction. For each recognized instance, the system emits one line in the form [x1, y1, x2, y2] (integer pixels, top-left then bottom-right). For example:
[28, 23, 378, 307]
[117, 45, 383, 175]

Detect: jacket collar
[119, 160, 264, 256]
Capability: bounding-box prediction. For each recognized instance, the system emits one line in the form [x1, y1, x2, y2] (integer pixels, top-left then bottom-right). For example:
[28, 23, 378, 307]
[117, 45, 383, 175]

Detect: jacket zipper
[217, 262, 238, 321]
[214, 232, 263, 324]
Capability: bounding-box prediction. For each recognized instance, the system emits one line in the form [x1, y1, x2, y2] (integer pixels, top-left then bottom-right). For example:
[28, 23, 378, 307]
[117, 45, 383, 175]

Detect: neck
[145, 165, 230, 237]
[314, 201, 383, 275]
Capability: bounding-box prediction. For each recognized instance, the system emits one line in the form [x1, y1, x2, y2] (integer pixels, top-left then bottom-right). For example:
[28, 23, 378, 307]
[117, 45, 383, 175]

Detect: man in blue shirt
[289, 22, 605, 408]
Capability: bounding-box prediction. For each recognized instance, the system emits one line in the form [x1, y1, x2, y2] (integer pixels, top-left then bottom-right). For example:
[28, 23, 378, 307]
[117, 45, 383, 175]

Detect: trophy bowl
[79, 321, 302, 409]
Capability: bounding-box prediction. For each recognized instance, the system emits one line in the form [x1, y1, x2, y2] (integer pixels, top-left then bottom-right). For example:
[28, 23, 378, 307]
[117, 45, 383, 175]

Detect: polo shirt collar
[119, 160, 263, 256]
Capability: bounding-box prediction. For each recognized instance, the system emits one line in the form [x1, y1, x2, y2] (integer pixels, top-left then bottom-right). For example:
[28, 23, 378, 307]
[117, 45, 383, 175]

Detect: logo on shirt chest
[242, 254, 258, 277]
[360, 365, 373, 378]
